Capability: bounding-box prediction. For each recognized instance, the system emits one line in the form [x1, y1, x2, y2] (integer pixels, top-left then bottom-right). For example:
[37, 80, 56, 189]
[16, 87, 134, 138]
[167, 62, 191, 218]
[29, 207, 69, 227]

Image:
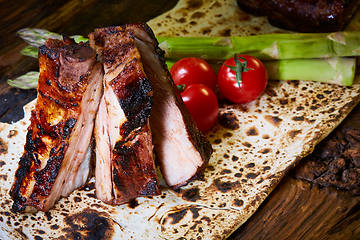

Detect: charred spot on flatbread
[264, 115, 282, 127]
[7, 130, 18, 138]
[218, 111, 240, 130]
[245, 172, 259, 179]
[61, 209, 117, 239]
[246, 127, 259, 136]
[214, 178, 240, 193]
[0, 138, 7, 155]
[167, 209, 187, 224]
[233, 199, 244, 207]
[289, 130, 302, 138]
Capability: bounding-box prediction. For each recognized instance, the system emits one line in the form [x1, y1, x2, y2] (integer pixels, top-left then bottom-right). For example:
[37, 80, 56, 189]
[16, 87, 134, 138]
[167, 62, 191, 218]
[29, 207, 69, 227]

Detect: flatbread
[147, 0, 289, 37]
[1, 0, 360, 239]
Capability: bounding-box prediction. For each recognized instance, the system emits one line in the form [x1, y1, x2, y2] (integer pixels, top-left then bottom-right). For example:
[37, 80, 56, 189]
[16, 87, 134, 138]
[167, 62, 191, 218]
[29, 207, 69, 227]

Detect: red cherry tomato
[170, 57, 217, 91]
[217, 55, 268, 104]
[180, 84, 218, 132]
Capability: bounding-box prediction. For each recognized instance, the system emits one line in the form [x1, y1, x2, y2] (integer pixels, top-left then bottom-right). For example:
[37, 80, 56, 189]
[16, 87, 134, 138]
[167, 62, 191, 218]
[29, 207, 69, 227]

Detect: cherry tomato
[170, 57, 217, 91]
[217, 55, 268, 104]
[180, 84, 218, 132]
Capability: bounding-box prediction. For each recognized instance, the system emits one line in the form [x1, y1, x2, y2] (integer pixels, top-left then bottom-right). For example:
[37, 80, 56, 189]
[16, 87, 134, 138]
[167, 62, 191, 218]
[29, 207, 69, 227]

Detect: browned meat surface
[10, 38, 103, 212]
[237, 0, 360, 32]
[126, 24, 213, 188]
[89, 27, 160, 204]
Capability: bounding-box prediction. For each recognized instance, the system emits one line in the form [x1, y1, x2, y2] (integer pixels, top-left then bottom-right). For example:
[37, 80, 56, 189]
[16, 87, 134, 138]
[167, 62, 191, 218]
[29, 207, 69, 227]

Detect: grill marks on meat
[10, 38, 103, 212]
[90, 27, 160, 204]
[125, 24, 213, 188]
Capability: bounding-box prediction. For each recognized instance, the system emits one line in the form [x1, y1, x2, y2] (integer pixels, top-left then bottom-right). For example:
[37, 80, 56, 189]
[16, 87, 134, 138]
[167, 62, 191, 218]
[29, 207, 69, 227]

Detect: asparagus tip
[327, 32, 346, 45]
[7, 71, 39, 90]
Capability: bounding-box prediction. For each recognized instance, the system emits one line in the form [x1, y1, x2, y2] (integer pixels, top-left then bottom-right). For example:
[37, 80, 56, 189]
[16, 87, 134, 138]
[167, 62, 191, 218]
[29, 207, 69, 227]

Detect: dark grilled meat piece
[10, 38, 103, 212]
[89, 27, 160, 204]
[125, 24, 213, 188]
[237, 0, 360, 32]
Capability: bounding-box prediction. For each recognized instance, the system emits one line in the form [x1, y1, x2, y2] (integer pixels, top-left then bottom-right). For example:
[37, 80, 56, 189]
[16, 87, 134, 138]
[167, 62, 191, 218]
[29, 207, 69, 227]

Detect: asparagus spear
[17, 28, 63, 47]
[18, 28, 360, 60]
[20, 45, 38, 58]
[18, 28, 88, 48]
[7, 71, 39, 90]
[264, 57, 356, 86]
[158, 32, 360, 60]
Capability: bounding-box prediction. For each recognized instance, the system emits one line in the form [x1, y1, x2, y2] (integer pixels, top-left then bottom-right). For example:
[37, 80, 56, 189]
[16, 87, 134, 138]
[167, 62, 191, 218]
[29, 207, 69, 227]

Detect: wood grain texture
[230, 177, 360, 239]
[0, 0, 360, 239]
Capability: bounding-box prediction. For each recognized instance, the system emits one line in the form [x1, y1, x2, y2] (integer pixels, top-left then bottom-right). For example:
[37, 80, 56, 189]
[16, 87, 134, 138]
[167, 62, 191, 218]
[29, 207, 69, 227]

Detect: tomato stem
[225, 54, 253, 88]
[177, 84, 186, 92]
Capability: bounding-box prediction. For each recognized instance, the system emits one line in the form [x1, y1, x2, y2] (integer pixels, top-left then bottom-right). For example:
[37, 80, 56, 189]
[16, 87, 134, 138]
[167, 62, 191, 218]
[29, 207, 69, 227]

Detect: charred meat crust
[111, 127, 160, 204]
[127, 23, 212, 187]
[111, 58, 152, 137]
[130, 24, 213, 167]
[12, 23, 212, 211]
[10, 39, 98, 212]
[90, 26, 160, 204]
[143, 23, 213, 168]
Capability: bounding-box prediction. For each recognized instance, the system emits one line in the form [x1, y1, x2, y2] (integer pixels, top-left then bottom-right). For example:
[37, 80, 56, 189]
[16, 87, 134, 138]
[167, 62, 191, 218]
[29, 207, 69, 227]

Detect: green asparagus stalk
[7, 71, 39, 90]
[264, 57, 356, 86]
[18, 28, 360, 60]
[17, 28, 63, 47]
[20, 45, 38, 58]
[157, 32, 360, 60]
[18, 28, 88, 48]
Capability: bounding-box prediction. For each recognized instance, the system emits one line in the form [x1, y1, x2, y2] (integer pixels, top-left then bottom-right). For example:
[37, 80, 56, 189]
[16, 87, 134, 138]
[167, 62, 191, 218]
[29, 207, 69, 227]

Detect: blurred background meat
[237, 0, 360, 32]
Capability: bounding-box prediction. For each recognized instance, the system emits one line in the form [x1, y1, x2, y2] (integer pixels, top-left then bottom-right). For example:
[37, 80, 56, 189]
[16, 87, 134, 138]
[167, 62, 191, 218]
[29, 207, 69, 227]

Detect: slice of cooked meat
[125, 23, 213, 188]
[89, 27, 160, 204]
[10, 37, 103, 212]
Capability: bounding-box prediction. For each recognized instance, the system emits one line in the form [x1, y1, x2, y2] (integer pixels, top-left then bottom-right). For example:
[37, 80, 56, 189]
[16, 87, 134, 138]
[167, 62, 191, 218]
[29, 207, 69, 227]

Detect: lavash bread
[1, 0, 360, 239]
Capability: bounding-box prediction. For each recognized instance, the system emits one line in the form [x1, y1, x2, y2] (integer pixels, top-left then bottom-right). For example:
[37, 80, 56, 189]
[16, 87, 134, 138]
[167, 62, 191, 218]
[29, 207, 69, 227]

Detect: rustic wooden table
[1, 1, 359, 239]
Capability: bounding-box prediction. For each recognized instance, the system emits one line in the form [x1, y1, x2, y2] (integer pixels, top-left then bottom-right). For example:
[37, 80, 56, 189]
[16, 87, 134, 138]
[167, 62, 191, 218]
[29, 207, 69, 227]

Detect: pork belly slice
[89, 28, 160, 204]
[10, 38, 103, 212]
[125, 24, 213, 188]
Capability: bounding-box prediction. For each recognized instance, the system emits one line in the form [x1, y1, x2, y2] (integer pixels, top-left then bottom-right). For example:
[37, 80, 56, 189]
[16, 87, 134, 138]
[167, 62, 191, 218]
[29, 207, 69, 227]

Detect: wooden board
[0, 1, 359, 239]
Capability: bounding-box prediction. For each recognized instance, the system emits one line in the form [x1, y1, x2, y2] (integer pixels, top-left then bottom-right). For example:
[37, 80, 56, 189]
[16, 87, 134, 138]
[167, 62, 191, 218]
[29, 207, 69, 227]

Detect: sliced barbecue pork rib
[122, 24, 212, 188]
[10, 38, 103, 212]
[89, 27, 160, 204]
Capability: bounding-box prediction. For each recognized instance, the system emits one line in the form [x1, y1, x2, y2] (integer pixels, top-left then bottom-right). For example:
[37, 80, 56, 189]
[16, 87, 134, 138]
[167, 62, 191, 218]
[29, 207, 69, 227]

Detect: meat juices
[89, 27, 160, 204]
[10, 38, 103, 212]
